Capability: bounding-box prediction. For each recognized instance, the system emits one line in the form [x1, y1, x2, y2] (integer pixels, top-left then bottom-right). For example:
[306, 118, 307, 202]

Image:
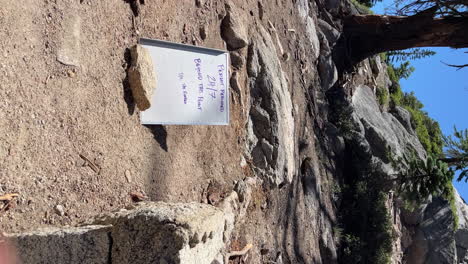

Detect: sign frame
[139, 38, 230, 126]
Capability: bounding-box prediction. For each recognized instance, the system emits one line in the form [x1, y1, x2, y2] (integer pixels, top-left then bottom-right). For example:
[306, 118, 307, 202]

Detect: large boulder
[9, 202, 226, 264]
[11, 225, 111, 264]
[94, 202, 225, 264]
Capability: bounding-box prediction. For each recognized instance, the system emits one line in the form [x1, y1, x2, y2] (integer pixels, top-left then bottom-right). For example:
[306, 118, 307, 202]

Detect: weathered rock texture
[246, 25, 295, 186]
[402, 196, 457, 264]
[456, 190, 468, 263]
[352, 85, 426, 163]
[128, 44, 156, 111]
[9, 202, 226, 264]
[56, 11, 81, 66]
[12, 225, 111, 264]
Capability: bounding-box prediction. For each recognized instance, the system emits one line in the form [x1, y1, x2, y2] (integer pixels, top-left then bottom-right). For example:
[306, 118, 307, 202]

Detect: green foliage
[379, 52, 387, 62]
[444, 182, 459, 230]
[342, 234, 362, 262]
[352, 0, 383, 8]
[399, 155, 454, 203]
[405, 105, 443, 155]
[329, 100, 355, 138]
[350, 0, 375, 14]
[387, 64, 443, 156]
[391, 153, 458, 229]
[371, 192, 394, 264]
[383, 59, 458, 231]
[376, 87, 389, 106]
[393, 61, 415, 80]
[443, 127, 468, 181]
[386, 48, 436, 63]
[339, 149, 393, 264]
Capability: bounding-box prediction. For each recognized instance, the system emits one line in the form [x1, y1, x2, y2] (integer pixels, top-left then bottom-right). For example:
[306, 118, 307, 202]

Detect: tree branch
[441, 61, 468, 70]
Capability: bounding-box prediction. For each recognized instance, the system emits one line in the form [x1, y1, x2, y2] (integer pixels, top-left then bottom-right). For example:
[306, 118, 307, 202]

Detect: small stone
[240, 155, 247, 168]
[199, 26, 207, 40]
[258, 1, 264, 20]
[128, 45, 157, 111]
[229, 71, 241, 94]
[230, 51, 244, 69]
[55, 205, 65, 216]
[67, 70, 75, 78]
[56, 15, 81, 67]
[195, 0, 204, 7]
[125, 170, 132, 183]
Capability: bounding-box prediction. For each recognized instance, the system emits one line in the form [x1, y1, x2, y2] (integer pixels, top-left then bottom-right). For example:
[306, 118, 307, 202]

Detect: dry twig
[79, 154, 100, 174]
[225, 243, 253, 263]
[0, 193, 18, 201]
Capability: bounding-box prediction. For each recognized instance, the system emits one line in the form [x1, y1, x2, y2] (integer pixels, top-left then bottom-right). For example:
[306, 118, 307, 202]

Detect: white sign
[139, 38, 230, 125]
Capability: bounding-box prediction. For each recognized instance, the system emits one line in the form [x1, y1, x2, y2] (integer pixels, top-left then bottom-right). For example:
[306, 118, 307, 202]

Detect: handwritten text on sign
[140, 39, 229, 125]
[178, 59, 226, 113]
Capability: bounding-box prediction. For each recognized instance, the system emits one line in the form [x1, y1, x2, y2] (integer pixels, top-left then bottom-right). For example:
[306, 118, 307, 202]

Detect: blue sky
[372, 3, 468, 200]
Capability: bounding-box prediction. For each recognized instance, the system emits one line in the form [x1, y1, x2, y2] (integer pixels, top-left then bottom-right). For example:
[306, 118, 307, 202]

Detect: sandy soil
[0, 0, 247, 233]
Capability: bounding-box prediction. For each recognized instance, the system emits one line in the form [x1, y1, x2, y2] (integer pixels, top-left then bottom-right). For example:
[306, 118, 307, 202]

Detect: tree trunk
[342, 14, 468, 65]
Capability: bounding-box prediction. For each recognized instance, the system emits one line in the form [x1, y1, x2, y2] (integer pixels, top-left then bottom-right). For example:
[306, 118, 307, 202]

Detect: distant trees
[442, 127, 468, 181]
[395, 154, 454, 203]
[391, 127, 468, 213]
[393, 61, 415, 80]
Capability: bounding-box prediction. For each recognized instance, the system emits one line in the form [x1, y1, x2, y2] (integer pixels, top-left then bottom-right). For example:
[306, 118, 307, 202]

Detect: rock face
[246, 25, 295, 185]
[456, 190, 468, 263]
[297, 0, 320, 60]
[9, 202, 226, 264]
[128, 44, 156, 111]
[352, 85, 426, 163]
[404, 197, 457, 264]
[391, 106, 415, 135]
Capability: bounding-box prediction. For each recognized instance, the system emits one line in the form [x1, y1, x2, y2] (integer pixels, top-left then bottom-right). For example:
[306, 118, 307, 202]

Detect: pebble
[240, 155, 247, 168]
[199, 26, 207, 40]
[67, 70, 75, 78]
[195, 0, 204, 7]
[55, 204, 65, 216]
[125, 170, 132, 183]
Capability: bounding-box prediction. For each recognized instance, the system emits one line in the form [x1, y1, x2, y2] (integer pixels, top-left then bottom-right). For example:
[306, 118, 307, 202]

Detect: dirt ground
[0, 0, 250, 233]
